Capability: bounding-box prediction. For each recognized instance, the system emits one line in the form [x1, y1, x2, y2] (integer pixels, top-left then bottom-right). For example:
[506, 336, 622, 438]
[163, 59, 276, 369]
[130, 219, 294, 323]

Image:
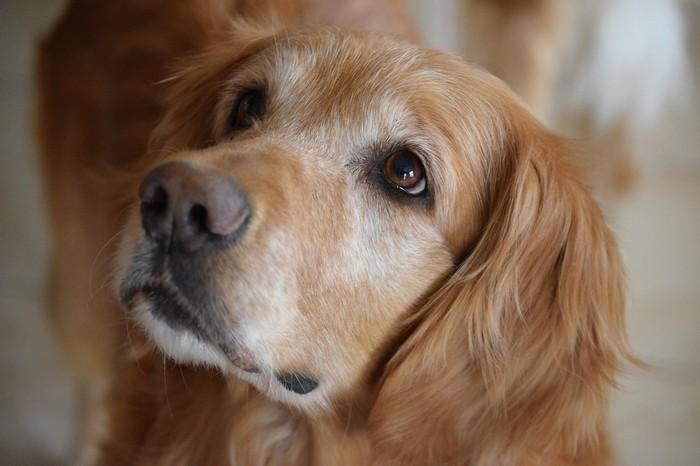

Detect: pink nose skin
[139, 161, 250, 253]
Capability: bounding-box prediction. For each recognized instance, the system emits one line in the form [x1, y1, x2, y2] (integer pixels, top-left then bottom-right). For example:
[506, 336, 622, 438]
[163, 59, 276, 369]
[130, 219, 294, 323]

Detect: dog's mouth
[120, 268, 259, 373]
[124, 281, 199, 332]
[122, 279, 321, 394]
[120, 241, 212, 328]
[119, 241, 322, 396]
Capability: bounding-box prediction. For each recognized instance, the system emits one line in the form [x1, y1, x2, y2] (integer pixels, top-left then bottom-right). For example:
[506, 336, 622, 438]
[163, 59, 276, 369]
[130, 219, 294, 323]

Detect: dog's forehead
[256, 31, 451, 151]
[266, 30, 422, 87]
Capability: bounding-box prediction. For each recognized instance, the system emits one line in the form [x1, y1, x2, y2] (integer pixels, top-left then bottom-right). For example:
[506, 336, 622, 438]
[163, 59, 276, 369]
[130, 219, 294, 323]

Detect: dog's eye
[383, 150, 427, 195]
[228, 89, 265, 131]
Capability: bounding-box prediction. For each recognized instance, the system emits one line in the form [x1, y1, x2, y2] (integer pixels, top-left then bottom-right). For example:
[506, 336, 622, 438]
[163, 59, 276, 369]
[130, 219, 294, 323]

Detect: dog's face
[117, 29, 528, 410]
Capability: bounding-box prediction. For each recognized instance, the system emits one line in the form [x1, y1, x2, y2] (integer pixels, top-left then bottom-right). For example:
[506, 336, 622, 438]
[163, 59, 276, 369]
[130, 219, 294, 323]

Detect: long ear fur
[148, 18, 285, 154]
[369, 112, 632, 466]
[109, 14, 286, 206]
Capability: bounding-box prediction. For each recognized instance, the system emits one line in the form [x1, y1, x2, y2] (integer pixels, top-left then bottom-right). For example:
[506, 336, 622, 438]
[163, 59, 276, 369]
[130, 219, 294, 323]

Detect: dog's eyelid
[220, 75, 268, 106]
[386, 142, 433, 170]
[398, 176, 427, 195]
[388, 142, 436, 173]
[226, 85, 268, 133]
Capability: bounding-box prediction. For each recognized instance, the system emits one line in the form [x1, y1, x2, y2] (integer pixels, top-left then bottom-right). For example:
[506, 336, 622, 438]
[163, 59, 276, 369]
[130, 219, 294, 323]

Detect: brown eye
[383, 150, 427, 195]
[228, 89, 265, 131]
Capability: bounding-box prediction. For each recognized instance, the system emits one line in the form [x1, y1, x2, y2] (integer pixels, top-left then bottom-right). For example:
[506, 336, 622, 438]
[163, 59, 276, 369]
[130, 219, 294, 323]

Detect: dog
[36, 1, 631, 464]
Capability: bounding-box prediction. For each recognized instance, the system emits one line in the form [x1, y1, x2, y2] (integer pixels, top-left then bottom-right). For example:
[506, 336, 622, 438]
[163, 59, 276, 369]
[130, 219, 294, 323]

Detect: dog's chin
[129, 296, 233, 371]
[129, 295, 331, 411]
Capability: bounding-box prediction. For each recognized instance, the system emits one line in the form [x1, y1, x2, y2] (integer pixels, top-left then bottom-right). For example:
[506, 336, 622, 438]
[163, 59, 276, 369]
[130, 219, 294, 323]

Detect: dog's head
[117, 27, 629, 435]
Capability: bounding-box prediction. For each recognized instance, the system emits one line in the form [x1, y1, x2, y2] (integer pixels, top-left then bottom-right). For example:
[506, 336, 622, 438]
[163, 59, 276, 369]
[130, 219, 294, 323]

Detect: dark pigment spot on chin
[275, 372, 319, 394]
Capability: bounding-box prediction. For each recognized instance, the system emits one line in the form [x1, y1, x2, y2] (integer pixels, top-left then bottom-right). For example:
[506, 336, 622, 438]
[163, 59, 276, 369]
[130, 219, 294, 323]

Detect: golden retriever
[36, 1, 631, 465]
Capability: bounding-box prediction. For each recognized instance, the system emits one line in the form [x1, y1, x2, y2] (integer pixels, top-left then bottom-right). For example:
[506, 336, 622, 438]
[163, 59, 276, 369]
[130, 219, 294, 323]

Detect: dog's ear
[110, 17, 283, 205]
[147, 21, 282, 154]
[369, 110, 632, 464]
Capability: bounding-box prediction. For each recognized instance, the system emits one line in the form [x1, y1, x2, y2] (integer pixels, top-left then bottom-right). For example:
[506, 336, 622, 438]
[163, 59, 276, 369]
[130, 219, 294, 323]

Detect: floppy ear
[110, 16, 286, 205]
[148, 19, 283, 153]
[368, 113, 632, 465]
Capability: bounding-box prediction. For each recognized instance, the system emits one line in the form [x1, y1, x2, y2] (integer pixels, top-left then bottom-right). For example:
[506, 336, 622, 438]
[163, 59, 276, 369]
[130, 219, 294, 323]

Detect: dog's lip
[120, 278, 169, 309]
[136, 281, 176, 301]
[121, 279, 261, 373]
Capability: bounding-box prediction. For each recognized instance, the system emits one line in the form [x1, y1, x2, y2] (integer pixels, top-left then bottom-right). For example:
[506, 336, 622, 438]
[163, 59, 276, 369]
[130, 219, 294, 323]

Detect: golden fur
[36, 1, 631, 465]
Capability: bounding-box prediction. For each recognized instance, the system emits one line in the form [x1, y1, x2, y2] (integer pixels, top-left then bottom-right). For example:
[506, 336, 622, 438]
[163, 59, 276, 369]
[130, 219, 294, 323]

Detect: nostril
[275, 372, 319, 395]
[188, 203, 208, 233]
[141, 185, 168, 227]
[142, 185, 168, 212]
[140, 183, 171, 241]
[139, 161, 252, 251]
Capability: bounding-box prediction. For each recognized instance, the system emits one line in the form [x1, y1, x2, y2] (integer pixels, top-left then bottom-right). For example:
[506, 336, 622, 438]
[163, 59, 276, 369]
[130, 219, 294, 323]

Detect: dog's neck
[100, 339, 611, 466]
[116, 360, 372, 466]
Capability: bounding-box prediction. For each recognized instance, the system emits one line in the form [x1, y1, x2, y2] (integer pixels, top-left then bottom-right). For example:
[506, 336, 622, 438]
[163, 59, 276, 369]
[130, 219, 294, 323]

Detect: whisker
[88, 227, 127, 300]
[162, 354, 173, 418]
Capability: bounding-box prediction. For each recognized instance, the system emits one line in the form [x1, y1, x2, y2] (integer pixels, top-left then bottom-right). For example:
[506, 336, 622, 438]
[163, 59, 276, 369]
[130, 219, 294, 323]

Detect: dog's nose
[139, 161, 250, 252]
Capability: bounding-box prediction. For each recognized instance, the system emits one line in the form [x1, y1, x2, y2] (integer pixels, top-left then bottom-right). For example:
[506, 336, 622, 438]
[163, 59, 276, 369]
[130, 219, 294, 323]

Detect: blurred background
[0, 0, 698, 465]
